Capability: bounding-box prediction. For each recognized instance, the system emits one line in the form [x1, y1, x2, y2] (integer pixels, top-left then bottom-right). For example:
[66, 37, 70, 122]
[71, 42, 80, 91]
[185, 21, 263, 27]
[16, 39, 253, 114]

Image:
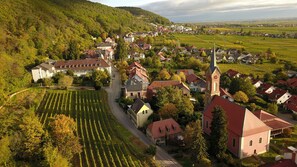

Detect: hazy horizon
[91, 0, 297, 23]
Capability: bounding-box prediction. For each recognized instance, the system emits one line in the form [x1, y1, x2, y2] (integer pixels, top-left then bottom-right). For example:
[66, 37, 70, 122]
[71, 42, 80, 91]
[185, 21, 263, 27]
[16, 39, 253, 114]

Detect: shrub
[283, 128, 292, 137]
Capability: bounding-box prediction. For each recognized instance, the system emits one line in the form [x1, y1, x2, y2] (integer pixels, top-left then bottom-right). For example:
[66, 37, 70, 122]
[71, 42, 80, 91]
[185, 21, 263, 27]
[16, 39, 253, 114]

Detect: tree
[42, 144, 70, 167]
[267, 103, 278, 115]
[170, 74, 181, 82]
[49, 114, 82, 160]
[233, 91, 249, 103]
[43, 78, 53, 87]
[11, 111, 45, 160]
[192, 120, 208, 163]
[209, 107, 228, 159]
[115, 37, 128, 60]
[158, 103, 179, 119]
[220, 75, 231, 88]
[58, 75, 73, 89]
[65, 40, 80, 60]
[92, 69, 110, 89]
[264, 72, 275, 82]
[158, 68, 171, 80]
[178, 72, 186, 82]
[229, 78, 256, 98]
[0, 136, 12, 166]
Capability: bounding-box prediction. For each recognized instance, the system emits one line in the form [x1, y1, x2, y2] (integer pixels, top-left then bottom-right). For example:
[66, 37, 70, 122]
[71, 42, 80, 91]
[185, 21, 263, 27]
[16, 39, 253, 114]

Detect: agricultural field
[36, 90, 149, 167]
[206, 26, 297, 34]
[174, 33, 297, 64]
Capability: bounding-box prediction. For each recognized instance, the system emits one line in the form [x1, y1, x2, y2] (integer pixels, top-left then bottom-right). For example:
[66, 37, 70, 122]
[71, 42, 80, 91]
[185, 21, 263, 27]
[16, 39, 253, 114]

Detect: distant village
[31, 27, 297, 166]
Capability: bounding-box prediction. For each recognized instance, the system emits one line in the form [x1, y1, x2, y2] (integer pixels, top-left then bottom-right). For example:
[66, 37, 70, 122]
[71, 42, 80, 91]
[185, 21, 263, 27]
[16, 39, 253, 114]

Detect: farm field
[36, 90, 148, 167]
[206, 26, 297, 34]
[174, 33, 297, 64]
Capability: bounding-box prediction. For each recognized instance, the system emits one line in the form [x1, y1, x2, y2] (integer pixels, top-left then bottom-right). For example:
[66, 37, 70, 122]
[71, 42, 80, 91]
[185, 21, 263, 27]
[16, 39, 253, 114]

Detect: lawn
[36, 89, 151, 167]
[174, 33, 297, 64]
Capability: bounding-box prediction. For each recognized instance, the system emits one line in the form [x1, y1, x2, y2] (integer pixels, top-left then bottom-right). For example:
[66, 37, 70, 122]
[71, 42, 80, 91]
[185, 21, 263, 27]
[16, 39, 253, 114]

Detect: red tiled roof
[226, 69, 240, 78]
[204, 96, 271, 137]
[147, 118, 182, 139]
[257, 83, 274, 95]
[54, 59, 110, 70]
[186, 73, 200, 83]
[260, 159, 297, 167]
[252, 79, 263, 85]
[129, 68, 149, 83]
[177, 69, 194, 76]
[284, 95, 297, 112]
[253, 110, 293, 131]
[148, 80, 189, 91]
[268, 88, 287, 101]
[287, 78, 297, 88]
[128, 62, 146, 72]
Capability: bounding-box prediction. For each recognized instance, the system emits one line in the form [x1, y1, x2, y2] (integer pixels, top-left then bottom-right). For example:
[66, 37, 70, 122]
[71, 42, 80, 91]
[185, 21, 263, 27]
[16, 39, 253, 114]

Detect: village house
[252, 79, 263, 88]
[268, 88, 291, 104]
[253, 110, 293, 137]
[31, 62, 56, 82]
[203, 46, 272, 159]
[96, 42, 114, 50]
[284, 95, 297, 114]
[124, 34, 134, 43]
[220, 88, 234, 102]
[128, 99, 153, 128]
[124, 62, 149, 99]
[186, 73, 206, 92]
[146, 118, 182, 145]
[257, 83, 276, 96]
[226, 69, 241, 78]
[146, 80, 190, 99]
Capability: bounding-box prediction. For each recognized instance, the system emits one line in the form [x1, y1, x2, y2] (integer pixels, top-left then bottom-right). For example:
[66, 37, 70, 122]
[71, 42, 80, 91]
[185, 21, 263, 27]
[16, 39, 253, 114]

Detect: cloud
[140, 0, 297, 22]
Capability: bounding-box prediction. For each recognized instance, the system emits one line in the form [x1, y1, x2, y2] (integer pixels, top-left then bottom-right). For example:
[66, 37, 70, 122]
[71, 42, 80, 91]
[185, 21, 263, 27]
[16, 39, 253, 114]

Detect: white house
[124, 34, 134, 43]
[268, 88, 292, 104]
[128, 99, 153, 128]
[252, 80, 263, 88]
[31, 62, 55, 82]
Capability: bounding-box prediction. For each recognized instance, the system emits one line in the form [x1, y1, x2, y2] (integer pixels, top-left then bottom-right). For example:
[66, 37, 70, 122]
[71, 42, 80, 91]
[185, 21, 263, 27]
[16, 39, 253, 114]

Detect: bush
[283, 128, 292, 137]
[145, 145, 156, 156]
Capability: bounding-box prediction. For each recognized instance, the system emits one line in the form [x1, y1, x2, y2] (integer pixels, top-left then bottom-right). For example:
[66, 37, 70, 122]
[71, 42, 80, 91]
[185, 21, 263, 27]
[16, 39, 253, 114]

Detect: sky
[91, 0, 297, 22]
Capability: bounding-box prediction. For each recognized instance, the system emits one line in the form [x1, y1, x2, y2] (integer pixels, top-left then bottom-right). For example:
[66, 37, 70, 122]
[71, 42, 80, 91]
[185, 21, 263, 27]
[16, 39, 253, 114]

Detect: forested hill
[0, 0, 157, 104]
[118, 7, 171, 25]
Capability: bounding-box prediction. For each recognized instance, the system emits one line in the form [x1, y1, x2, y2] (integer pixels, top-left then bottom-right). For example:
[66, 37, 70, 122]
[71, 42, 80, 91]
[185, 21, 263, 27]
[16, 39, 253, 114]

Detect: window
[206, 121, 208, 128]
[259, 138, 262, 143]
[249, 140, 253, 146]
[130, 93, 133, 96]
[142, 111, 144, 114]
[145, 110, 148, 114]
[214, 82, 217, 91]
[232, 139, 235, 147]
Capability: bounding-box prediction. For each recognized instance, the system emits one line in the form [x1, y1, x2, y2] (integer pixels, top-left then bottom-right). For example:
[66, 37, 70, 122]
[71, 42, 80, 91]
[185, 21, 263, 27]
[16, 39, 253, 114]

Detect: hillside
[0, 0, 153, 104]
[118, 7, 171, 25]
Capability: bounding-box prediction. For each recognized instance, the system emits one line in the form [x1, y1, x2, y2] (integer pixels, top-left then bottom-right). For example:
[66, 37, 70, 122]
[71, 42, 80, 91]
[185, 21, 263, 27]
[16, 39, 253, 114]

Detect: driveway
[105, 67, 182, 167]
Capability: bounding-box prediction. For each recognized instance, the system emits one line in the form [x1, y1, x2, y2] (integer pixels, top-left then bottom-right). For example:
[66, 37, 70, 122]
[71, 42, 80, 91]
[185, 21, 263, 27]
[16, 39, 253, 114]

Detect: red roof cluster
[147, 118, 182, 139]
[128, 62, 147, 72]
[54, 58, 110, 70]
[288, 78, 297, 88]
[257, 83, 274, 95]
[186, 73, 201, 83]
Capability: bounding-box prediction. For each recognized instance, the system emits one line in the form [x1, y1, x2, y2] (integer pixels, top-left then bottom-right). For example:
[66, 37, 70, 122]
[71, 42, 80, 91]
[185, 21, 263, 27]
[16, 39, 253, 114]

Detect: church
[202, 45, 271, 159]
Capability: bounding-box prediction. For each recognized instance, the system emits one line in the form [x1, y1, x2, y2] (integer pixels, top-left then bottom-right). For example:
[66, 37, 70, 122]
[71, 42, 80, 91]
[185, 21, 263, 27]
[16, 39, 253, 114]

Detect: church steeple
[210, 43, 217, 72]
[204, 44, 221, 106]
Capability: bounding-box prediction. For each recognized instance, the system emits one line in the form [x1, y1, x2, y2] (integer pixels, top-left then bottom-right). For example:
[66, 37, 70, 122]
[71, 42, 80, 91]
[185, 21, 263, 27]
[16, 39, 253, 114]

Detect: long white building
[31, 59, 111, 82]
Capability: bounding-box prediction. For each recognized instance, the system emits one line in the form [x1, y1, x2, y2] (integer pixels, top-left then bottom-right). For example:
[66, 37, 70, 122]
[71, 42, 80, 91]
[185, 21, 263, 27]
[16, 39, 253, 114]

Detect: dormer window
[159, 128, 162, 133]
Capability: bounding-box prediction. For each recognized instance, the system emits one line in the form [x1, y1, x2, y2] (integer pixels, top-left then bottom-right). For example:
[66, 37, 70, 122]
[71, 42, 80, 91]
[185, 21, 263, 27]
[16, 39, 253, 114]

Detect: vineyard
[37, 90, 147, 167]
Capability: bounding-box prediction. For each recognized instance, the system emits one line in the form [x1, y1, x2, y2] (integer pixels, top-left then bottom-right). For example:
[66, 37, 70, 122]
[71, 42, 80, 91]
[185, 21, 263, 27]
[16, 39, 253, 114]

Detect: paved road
[105, 67, 182, 167]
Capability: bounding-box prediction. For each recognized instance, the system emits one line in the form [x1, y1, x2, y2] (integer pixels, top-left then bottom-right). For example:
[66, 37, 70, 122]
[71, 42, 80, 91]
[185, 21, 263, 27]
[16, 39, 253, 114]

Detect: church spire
[210, 43, 217, 72]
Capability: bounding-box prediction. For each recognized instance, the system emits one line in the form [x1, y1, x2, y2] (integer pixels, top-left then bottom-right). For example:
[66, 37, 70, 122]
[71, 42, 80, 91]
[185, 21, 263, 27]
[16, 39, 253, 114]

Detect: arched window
[249, 140, 253, 146]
